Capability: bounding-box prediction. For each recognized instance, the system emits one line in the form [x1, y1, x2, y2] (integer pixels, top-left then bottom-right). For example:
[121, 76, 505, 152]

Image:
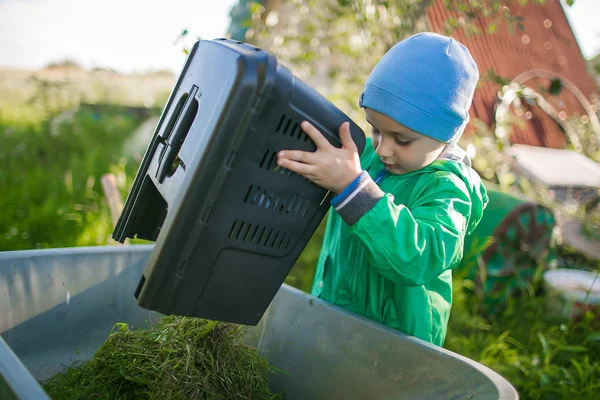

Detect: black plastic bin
[113, 38, 366, 325]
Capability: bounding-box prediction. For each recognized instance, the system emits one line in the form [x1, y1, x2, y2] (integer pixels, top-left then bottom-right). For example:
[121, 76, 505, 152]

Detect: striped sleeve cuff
[331, 171, 385, 226]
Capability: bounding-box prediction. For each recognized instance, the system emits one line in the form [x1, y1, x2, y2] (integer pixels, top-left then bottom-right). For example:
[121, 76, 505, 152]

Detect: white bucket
[543, 268, 600, 320]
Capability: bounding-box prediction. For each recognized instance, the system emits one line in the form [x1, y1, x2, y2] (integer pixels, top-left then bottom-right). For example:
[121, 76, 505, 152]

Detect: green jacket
[311, 138, 488, 346]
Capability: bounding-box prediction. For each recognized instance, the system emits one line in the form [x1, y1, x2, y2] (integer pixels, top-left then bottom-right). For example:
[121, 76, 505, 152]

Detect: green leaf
[585, 331, 600, 343]
[537, 332, 549, 356]
[558, 345, 587, 353]
[548, 79, 563, 96]
[566, 0, 575, 6]
[249, 1, 265, 14]
[487, 22, 498, 34]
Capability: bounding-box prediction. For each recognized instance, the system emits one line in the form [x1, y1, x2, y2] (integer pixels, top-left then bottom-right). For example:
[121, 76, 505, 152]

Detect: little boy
[276, 32, 488, 346]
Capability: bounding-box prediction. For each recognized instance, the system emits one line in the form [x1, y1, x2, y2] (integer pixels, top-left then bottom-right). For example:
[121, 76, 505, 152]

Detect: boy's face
[365, 108, 446, 175]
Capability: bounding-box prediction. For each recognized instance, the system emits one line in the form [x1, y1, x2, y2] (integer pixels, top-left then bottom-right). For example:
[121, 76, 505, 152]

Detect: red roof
[426, 0, 598, 148]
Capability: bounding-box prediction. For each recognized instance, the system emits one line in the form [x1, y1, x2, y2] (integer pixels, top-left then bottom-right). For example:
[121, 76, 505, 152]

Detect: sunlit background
[0, 0, 597, 73]
[0, 0, 238, 73]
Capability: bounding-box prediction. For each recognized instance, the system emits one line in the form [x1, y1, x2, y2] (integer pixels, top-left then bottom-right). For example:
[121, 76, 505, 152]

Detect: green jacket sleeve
[348, 172, 472, 287]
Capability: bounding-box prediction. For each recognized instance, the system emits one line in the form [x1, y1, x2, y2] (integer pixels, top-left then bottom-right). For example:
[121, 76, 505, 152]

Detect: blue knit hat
[359, 32, 479, 143]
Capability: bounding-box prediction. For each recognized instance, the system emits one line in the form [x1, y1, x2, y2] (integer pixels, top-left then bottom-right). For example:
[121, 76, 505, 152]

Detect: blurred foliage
[0, 67, 174, 122]
[244, 0, 571, 130]
[448, 260, 600, 400]
[26, 76, 81, 118]
[0, 64, 175, 250]
[441, 0, 552, 36]
[447, 220, 600, 400]
[563, 115, 600, 163]
[459, 113, 600, 249]
[247, 0, 432, 128]
[0, 69, 158, 251]
[582, 215, 600, 241]
[0, 108, 144, 251]
[582, 199, 600, 242]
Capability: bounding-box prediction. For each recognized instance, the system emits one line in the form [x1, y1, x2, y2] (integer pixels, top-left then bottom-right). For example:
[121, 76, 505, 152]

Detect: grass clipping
[41, 316, 282, 399]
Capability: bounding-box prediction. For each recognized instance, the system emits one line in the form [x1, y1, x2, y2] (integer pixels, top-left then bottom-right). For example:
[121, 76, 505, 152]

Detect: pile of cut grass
[41, 316, 282, 399]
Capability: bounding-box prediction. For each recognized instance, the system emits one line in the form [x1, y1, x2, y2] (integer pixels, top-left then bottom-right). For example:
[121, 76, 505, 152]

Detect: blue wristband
[331, 171, 365, 207]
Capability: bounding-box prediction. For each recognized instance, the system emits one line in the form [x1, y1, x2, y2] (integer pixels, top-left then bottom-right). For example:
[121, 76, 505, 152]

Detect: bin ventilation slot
[244, 185, 309, 217]
[228, 220, 293, 249]
[259, 149, 292, 175]
[258, 148, 310, 182]
[276, 114, 311, 142]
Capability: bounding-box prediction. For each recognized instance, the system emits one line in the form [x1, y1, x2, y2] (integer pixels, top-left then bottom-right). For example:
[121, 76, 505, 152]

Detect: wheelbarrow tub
[0, 245, 518, 399]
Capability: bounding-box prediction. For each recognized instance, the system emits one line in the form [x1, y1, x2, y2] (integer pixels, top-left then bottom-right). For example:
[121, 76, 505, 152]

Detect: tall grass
[447, 269, 600, 399]
[0, 108, 145, 250]
[446, 235, 600, 400]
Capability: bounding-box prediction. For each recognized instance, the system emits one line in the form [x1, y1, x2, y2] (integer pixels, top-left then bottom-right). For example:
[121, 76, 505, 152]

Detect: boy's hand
[277, 121, 362, 194]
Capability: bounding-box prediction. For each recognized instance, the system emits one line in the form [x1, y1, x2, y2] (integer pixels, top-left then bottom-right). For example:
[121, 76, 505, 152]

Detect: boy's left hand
[277, 121, 362, 194]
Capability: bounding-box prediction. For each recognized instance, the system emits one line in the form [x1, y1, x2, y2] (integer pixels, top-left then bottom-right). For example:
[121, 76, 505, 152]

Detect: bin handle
[157, 85, 200, 183]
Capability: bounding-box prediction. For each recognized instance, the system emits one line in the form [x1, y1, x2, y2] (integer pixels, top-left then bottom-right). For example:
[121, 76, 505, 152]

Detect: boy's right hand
[276, 121, 362, 194]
